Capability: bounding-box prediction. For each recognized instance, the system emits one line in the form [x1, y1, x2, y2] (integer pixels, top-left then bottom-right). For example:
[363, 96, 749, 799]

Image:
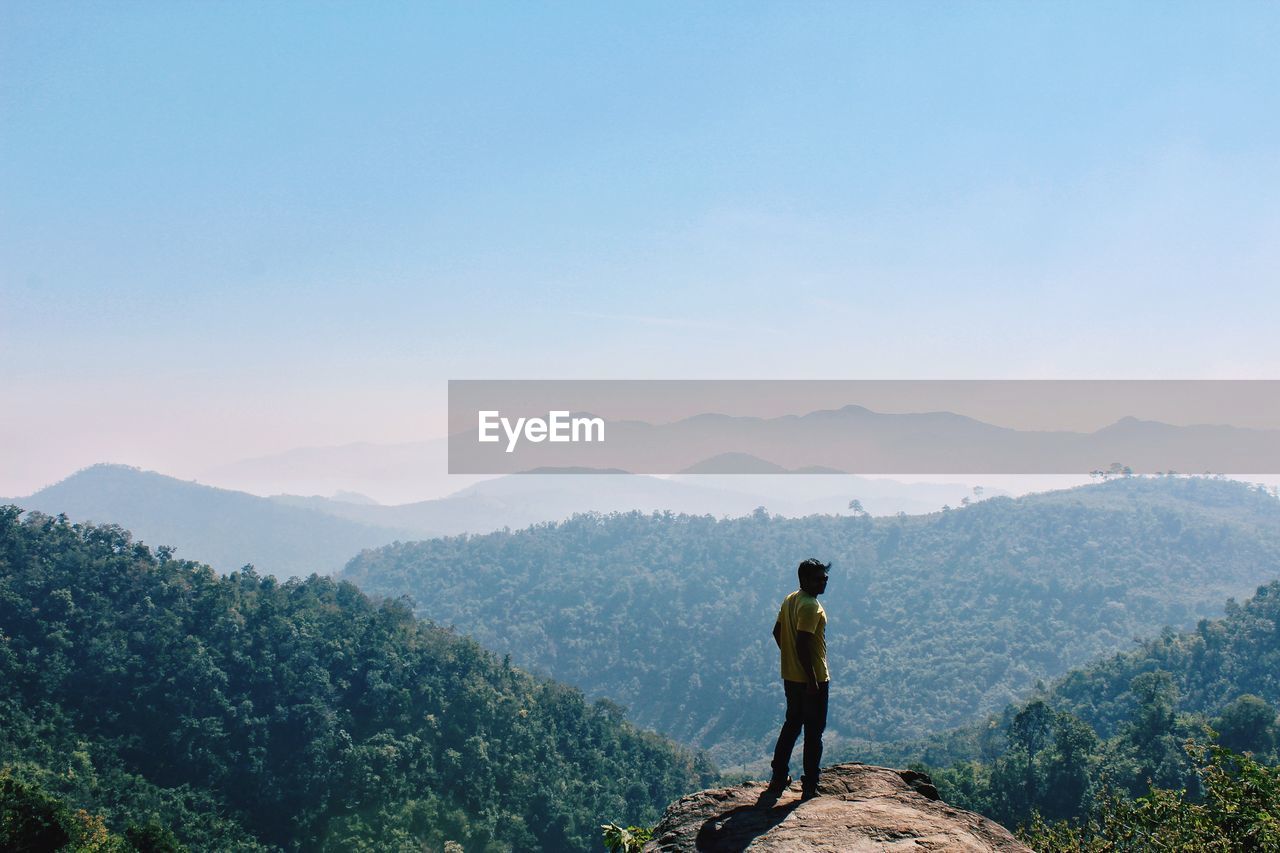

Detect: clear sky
[2, 2, 1278, 494]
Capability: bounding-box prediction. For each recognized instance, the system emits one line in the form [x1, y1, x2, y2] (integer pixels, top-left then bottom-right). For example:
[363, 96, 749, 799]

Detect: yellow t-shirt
[777, 589, 828, 683]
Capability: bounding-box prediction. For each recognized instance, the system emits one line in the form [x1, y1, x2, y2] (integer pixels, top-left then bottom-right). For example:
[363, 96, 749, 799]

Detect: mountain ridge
[341, 476, 1280, 767]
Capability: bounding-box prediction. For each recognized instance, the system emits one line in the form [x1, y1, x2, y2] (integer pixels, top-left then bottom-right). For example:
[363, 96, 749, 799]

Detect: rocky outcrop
[643, 763, 1031, 852]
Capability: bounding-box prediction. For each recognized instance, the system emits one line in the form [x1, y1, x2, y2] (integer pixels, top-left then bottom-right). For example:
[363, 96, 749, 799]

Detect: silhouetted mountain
[16, 464, 411, 576]
[450, 404, 1280, 475]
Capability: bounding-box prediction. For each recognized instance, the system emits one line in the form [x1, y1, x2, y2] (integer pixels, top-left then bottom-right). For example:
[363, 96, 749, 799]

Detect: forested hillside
[15, 463, 980, 576]
[342, 476, 1280, 766]
[0, 507, 712, 852]
[868, 580, 1280, 839]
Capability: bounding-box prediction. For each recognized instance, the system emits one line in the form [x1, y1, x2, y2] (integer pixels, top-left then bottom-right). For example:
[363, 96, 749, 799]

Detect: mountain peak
[678, 452, 789, 474]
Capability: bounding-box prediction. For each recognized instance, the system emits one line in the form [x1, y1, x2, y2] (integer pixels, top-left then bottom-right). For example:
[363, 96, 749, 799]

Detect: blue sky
[2, 2, 1279, 493]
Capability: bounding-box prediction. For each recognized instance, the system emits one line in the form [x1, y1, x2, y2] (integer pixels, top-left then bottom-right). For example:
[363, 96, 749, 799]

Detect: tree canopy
[343, 476, 1280, 765]
[0, 506, 713, 851]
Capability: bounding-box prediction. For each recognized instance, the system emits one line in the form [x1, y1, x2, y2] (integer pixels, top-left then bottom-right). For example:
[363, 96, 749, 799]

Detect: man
[767, 558, 830, 800]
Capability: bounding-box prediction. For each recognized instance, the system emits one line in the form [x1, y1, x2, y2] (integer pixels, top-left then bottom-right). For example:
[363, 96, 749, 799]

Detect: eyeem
[477, 410, 605, 453]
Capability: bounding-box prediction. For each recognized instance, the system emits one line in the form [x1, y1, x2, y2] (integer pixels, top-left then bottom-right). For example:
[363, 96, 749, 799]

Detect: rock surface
[643, 763, 1031, 852]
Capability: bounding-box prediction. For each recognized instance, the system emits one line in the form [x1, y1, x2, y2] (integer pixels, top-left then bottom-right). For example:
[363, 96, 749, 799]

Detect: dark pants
[770, 679, 829, 787]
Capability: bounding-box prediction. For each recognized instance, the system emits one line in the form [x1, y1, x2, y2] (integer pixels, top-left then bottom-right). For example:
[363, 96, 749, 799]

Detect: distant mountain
[330, 489, 380, 505]
[12, 464, 412, 576]
[267, 472, 781, 535]
[678, 452, 836, 474]
[201, 438, 489, 505]
[270, 470, 990, 535]
[450, 404, 1280, 475]
[12, 464, 991, 579]
[666, 472, 996, 516]
[342, 476, 1280, 768]
[518, 466, 634, 474]
[206, 434, 993, 509]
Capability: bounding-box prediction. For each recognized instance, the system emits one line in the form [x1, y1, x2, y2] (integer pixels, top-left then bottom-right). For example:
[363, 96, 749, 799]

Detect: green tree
[0, 772, 72, 851]
[1214, 695, 1279, 756]
[1023, 742, 1280, 852]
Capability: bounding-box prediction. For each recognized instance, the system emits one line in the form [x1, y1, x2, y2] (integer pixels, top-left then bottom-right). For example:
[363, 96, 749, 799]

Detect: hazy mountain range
[198, 437, 480, 505]
[450, 405, 1280, 475]
[6, 463, 990, 575]
[341, 476, 1280, 767]
[188, 405, 1280, 507]
[6, 464, 411, 577]
[193, 428, 997, 505]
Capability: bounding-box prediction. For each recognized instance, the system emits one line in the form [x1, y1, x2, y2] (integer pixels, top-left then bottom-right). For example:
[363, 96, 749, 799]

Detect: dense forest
[342, 476, 1280, 766]
[847, 580, 1280, 844]
[7, 476, 1279, 849]
[0, 506, 713, 852]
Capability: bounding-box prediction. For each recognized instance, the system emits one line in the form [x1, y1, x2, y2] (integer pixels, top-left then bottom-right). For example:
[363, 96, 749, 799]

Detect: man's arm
[772, 620, 782, 649]
[795, 630, 818, 693]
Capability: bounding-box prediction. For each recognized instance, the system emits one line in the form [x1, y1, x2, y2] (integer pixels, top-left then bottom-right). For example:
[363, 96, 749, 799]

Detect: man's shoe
[800, 786, 819, 801]
[764, 775, 791, 794]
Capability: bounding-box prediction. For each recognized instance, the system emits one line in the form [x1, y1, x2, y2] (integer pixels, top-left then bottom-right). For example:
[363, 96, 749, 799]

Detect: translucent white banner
[448, 380, 1280, 474]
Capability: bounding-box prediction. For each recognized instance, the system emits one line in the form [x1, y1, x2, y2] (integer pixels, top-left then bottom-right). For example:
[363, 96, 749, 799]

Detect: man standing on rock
[767, 558, 831, 800]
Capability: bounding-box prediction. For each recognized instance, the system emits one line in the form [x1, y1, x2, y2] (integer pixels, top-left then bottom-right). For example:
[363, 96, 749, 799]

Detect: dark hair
[797, 558, 831, 582]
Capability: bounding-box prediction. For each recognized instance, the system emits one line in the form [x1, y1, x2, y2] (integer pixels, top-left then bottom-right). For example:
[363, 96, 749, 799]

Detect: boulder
[643, 763, 1031, 852]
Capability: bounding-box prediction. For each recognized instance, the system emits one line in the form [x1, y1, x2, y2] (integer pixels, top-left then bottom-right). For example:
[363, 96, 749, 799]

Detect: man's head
[798, 558, 830, 596]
